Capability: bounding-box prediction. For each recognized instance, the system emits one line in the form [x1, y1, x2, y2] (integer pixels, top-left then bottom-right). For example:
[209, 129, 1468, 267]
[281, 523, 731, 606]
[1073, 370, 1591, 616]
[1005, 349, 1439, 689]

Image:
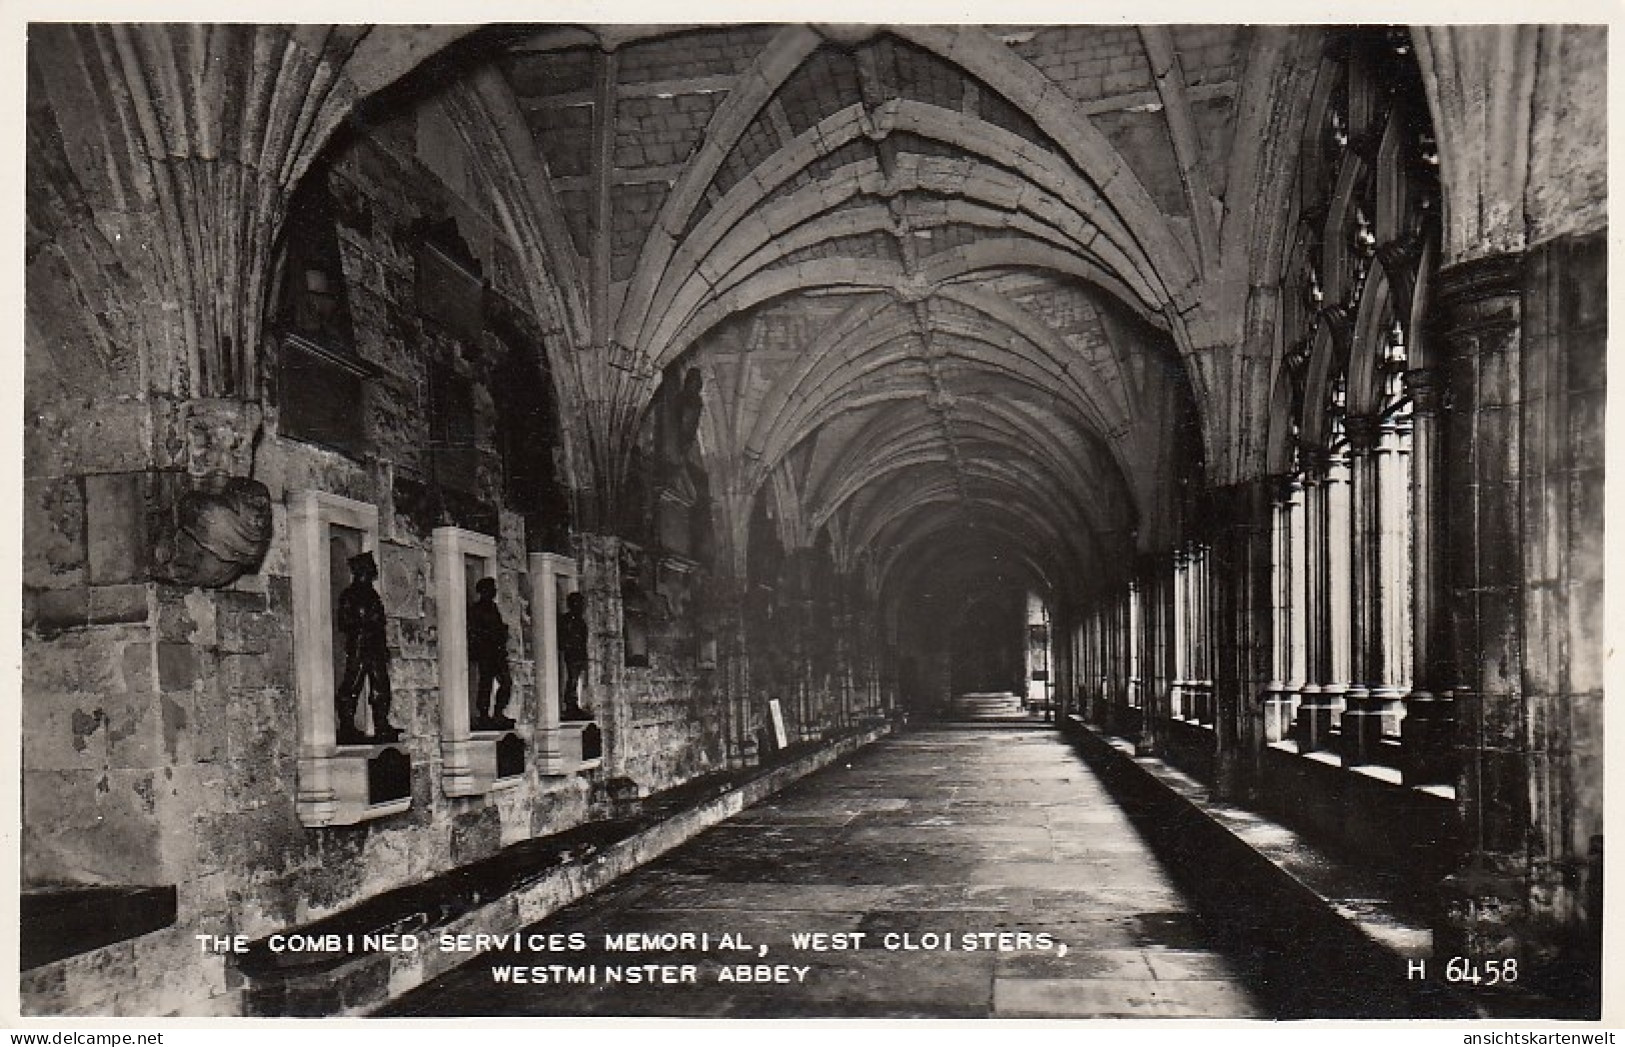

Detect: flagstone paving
[383, 724, 1267, 1018]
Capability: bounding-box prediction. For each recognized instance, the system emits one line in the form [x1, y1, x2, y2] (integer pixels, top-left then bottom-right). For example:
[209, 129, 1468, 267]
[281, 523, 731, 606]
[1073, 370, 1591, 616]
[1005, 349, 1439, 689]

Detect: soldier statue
[468, 577, 515, 731]
[558, 591, 591, 721]
[335, 550, 401, 744]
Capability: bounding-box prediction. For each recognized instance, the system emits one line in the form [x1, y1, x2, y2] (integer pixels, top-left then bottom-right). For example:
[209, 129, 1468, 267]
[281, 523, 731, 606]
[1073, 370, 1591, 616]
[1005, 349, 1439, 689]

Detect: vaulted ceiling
[485, 24, 1260, 606]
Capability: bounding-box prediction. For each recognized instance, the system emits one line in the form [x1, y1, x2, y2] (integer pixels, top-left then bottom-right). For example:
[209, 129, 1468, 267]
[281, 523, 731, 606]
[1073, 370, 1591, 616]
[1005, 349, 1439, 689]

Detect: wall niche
[531, 552, 601, 774]
[433, 526, 525, 796]
[289, 490, 412, 827]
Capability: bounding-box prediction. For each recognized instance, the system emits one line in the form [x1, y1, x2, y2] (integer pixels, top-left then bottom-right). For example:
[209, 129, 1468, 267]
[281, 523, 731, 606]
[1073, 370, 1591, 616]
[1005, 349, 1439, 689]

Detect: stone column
[1103, 601, 1118, 727]
[713, 574, 753, 768]
[1431, 251, 1530, 972]
[1191, 545, 1211, 726]
[1129, 577, 1153, 754]
[1207, 480, 1273, 800]
[1375, 401, 1415, 735]
[1339, 413, 1383, 766]
[1325, 446, 1353, 741]
[1263, 474, 1302, 742]
[1433, 251, 1525, 869]
[1518, 234, 1606, 990]
[1087, 607, 1107, 725]
[1135, 569, 1156, 735]
[1170, 548, 1187, 719]
[1241, 478, 1277, 789]
[1146, 564, 1168, 748]
[1433, 235, 1606, 999]
[1095, 603, 1111, 730]
[845, 581, 861, 725]
[1116, 589, 1134, 734]
[1401, 366, 1453, 784]
[1287, 471, 1310, 721]
[1294, 450, 1334, 751]
[1155, 566, 1175, 729]
[789, 552, 815, 742]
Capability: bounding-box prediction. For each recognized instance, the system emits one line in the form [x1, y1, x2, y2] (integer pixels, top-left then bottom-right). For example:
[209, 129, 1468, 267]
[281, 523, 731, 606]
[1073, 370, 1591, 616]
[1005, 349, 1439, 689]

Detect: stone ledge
[21, 885, 177, 971]
[1062, 716, 1461, 1018]
[239, 721, 893, 1016]
[1061, 716, 1590, 1019]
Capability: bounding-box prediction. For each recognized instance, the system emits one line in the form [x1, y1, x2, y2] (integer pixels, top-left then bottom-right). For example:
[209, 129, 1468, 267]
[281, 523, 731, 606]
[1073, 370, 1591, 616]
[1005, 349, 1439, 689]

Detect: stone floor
[383, 723, 1268, 1018]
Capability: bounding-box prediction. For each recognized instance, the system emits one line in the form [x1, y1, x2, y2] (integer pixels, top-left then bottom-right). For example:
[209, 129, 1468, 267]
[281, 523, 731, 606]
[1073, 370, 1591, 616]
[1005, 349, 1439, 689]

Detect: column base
[1338, 685, 1382, 766]
[1261, 683, 1298, 743]
[1400, 690, 1457, 787]
[1294, 685, 1344, 753]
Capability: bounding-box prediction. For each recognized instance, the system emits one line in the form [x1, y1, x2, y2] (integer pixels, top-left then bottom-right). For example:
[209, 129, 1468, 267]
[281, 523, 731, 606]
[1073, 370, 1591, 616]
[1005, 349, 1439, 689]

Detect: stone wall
[19, 86, 487, 1015]
[575, 534, 730, 794]
[24, 51, 236, 1013]
[22, 60, 893, 1013]
[1435, 230, 1606, 999]
[21, 75, 585, 1013]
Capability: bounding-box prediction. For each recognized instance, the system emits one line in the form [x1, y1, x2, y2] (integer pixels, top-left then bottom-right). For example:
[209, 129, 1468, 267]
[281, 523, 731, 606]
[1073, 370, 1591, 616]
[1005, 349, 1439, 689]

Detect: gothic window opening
[1277, 27, 1438, 773]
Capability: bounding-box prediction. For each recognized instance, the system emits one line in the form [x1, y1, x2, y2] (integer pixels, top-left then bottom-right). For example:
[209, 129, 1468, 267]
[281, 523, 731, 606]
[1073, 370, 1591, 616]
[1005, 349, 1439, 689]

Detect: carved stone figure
[468, 577, 514, 731]
[180, 399, 260, 478]
[154, 400, 273, 587]
[669, 368, 706, 505]
[558, 590, 590, 721]
[159, 477, 273, 588]
[336, 551, 399, 745]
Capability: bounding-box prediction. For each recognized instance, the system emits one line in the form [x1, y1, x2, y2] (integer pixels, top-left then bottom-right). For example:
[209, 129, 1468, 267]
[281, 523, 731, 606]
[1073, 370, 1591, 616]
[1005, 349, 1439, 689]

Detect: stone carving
[659, 368, 707, 507]
[336, 551, 400, 745]
[159, 478, 274, 588]
[468, 577, 515, 731]
[181, 399, 261, 477]
[155, 400, 272, 588]
[558, 590, 591, 721]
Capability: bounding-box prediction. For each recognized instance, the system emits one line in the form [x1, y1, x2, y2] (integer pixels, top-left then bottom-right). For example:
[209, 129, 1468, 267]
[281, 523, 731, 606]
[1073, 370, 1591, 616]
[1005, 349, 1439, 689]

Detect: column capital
[1430, 250, 1524, 341]
[1343, 413, 1383, 454]
[1404, 366, 1445, 415]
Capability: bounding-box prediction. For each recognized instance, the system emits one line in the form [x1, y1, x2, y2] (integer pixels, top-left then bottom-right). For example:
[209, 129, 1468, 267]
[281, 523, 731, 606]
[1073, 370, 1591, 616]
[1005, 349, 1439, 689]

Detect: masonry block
[85, 472, 149, 585]
[25, 398, 154, 479]
[381, 542, 428, 620]
[102, 685, 171, 771]
[22, 768, 170, 886]
[156, 643, 199, 691]
[25, 475, 86, 587]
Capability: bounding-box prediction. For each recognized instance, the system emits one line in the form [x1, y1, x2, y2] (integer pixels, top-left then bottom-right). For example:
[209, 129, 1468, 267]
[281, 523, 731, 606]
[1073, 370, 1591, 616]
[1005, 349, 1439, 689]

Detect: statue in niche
[155, 400, 273, 588]
[468, 577, 515, 731]
[669, 370, 708, 503]
[558, 591, 591, 721]
[336, 551, 401, 745]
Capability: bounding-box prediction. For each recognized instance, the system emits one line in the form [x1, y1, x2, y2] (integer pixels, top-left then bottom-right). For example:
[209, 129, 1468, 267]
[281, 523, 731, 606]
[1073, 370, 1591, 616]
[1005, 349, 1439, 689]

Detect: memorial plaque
[768, 698, 789, 751]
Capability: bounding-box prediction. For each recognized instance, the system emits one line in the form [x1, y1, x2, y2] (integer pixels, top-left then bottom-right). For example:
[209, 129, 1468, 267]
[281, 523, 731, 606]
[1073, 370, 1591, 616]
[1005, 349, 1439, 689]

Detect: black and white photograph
[9, 11, 1613, 1027]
